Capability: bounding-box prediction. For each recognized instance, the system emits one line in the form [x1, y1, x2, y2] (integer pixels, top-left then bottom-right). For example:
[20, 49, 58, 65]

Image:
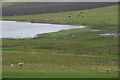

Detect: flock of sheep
[11, 62, 24, 67]
[10, 62, 114, 72]
[67, 11, 84, 18]
[10, 11, 115, 73]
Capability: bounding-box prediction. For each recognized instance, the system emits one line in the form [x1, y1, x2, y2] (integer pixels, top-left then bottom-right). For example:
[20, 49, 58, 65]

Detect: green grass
[3, 72, 118, 78]
[2, 28, 118, 78]
[2, 28, 118, 54]
[2, 49, 118, 78]
[2, 5, 118, 78]
[2, 5, 118, 31]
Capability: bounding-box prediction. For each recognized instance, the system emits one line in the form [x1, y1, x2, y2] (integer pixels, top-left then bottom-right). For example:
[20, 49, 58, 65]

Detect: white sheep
[18, 62, 24, 67]
[106, 68, 111, 71]
[11, 64, 14, 67]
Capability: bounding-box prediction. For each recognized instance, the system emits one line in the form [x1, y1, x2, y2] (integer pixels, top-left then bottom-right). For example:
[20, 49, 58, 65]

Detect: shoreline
[1, 20, 87, 39]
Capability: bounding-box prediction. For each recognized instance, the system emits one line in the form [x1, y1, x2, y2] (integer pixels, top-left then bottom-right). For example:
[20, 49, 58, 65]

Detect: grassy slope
[2, 49, 118, 78]
[2, 28, 118, 78]
[2, 5, 118, 78]
[2, 5, 118, 31]
[3, 28, 118, 54]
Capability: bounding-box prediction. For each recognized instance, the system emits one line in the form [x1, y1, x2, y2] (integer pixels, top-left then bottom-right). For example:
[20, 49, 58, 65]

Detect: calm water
[2, 21, 86, 38]
[100, 33, 118, 36]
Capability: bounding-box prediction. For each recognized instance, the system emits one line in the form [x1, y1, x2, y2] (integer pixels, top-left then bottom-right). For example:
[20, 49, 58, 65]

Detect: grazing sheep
[71, 35, 74, 37]
[106, 68, 111, 71]
[18, 62, 24, 67]
[111, 62, 115, 64]
[80, 12, 83, 14]
[68, 15, 71, 18]
[11, 64, 14, 67]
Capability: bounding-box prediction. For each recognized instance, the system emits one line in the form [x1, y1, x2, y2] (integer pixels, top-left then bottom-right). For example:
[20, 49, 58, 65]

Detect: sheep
[11, 64, 14, 67]
[106, 68, 111, 71]
[18, 62, 24, 67]
[68, 15, 71, 18]
[111, 62, 115, 64]
[71, 35, 74, 37]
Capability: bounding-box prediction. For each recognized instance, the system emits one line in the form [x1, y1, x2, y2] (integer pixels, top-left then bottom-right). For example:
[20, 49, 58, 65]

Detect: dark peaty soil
[2, 2, 117, 16]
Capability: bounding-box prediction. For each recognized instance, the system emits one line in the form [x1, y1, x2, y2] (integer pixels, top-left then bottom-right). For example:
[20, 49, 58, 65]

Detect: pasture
[2, 5, 118, 31]
[2, 49, 118, 78]
[2, 4, 118, 78]
[2, 28, 118, 78]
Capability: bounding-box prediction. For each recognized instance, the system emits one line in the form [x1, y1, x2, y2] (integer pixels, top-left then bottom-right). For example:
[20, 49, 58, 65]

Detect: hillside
[2, 2, 117, 16]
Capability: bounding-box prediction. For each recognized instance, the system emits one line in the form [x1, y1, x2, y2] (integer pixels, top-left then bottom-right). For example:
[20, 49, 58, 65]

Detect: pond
[2, 20, 86, 38]
[100, 33, 118, 36]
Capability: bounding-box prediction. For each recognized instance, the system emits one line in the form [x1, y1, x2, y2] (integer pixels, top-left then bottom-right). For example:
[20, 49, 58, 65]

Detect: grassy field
[2, 28, 118, 54]
[2, 28, 118, 78]
[2, 5, 118, 78]
[2, 48, 118, 78]
[2, 5, 118, 31]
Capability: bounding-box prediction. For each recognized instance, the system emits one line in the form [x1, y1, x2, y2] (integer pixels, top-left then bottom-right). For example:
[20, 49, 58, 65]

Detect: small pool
[1, 20, 87, 38]
[100, 33, 118, 36]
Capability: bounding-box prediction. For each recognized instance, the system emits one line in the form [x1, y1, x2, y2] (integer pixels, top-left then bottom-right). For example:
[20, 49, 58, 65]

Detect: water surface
[2, 21, 86, 38]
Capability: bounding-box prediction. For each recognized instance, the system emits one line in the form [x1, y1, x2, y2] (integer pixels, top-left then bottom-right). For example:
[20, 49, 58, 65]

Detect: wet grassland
[2, 5, 118, 78]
